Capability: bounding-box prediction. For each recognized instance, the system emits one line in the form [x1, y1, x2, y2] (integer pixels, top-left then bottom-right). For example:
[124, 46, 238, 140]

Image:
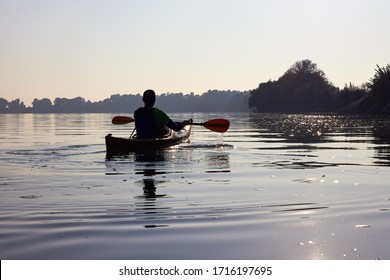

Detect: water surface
[1, 113, 390, 259]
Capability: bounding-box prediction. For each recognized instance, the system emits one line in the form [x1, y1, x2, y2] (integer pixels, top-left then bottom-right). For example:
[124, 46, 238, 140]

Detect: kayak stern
[105, 125, 191, 155]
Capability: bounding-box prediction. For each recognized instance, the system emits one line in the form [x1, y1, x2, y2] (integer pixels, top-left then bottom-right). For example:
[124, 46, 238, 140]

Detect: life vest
[134, 107, 166, 139]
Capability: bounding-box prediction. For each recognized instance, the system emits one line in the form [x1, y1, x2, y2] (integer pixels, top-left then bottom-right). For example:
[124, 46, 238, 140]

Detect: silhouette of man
[134, 89, 191, 139]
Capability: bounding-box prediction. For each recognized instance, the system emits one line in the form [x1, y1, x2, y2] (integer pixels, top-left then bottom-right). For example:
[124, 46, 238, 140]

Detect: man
[134, 89, 191, 139]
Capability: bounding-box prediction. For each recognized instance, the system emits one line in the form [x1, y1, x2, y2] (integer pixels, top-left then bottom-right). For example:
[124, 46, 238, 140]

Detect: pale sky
[1, 0, 389, 105]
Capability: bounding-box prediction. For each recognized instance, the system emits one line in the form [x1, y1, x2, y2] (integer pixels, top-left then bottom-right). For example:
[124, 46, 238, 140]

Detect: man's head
[142, 89, 156, 108]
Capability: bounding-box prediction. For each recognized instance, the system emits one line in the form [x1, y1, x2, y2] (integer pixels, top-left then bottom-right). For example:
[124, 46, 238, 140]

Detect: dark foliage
[2, 61, 390, 114]
[369, 64, 390, 102]
[0, 90, 249, 113]
[249, 59, 339, 112]
[249, 60, 390, 114]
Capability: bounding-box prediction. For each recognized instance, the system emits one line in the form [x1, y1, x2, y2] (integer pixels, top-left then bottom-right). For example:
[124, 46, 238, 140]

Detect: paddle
[192, 119, 230, 133]
[112, 116, 134, 125]
[111, 116, 230, 133]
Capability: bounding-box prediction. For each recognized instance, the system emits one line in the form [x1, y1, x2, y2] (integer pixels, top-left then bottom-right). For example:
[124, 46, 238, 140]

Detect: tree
[32, 98, 53, 113]
[249, 80, 279, 112]
[369, 64, 390, 102]
[249, 59, 338, 112]
[7, 98, 26, 113]
[279, 59, 336, 111]
[338, 83, 367, 106]
[0, 98, 8, 113]
[283, 59, 327, 79]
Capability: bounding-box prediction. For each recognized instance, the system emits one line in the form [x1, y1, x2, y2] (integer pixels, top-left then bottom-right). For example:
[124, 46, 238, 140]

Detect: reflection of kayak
[105, 125, 191, 154]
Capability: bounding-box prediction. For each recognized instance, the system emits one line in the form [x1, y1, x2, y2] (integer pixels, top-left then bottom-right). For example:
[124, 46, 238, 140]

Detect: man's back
[134, 107, 168, 139]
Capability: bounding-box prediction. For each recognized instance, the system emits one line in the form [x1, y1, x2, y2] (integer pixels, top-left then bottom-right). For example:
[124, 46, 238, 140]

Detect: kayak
[105, 125, 191, 155]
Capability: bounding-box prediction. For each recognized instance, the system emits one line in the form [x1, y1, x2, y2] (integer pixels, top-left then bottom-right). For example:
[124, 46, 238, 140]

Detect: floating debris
[18, 195, 42, 199]
[293, 178, 316, 183]
[355, 224, 371, 228]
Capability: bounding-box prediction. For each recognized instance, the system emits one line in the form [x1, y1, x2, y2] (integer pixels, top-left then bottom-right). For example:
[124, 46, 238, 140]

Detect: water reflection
[249, 113, 390, 166]
[204, 152, 231, 173]
[372, 120, 390, 165]
[134, 177, 171, 229]
[141, 178, 158, 199]
[105, 150, 173, 228]
[133, 151, 172, 229]
[249, 113, 367, 143]
[105, 145, 233, 229]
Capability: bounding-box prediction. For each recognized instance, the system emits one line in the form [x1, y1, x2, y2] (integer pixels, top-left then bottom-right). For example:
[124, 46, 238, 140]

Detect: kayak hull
[105, 125, 191, 155]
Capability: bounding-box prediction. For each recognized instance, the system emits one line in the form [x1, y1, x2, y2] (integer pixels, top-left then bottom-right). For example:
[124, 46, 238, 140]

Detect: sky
[1, 0, 389, 106]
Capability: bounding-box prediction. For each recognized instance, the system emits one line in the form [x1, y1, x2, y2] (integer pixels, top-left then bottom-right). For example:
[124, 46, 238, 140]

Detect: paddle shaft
[112, 116, 229, 132]
[192, 122, 227, 127]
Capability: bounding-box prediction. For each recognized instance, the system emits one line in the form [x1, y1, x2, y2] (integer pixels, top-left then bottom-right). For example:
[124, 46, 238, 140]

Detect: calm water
[1, 113, 390, 260]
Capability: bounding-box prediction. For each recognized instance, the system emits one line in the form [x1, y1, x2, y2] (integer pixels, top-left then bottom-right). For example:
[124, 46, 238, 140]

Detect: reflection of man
[134, 89, 191, 139]
[142, 179, 156, 199]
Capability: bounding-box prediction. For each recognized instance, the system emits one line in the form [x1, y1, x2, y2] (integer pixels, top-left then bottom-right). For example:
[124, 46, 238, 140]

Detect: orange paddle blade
[202, 119, 230, 133]
[112, 116, 134, 125]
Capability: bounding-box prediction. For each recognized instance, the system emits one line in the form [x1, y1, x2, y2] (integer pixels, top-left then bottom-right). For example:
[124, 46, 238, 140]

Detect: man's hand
[182, 119, 192, 126]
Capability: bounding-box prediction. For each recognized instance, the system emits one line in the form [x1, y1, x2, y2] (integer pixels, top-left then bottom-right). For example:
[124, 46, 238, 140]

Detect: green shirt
[152, 108, 170, 127]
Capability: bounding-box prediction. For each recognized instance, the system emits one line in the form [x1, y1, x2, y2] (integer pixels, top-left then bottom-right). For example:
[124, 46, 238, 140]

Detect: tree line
[2, 60, 390, 114]
[0, 90, 249, 114]
[249, 59, 390, 114]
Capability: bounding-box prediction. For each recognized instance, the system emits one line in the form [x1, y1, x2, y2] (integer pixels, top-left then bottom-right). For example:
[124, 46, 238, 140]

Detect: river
[1, 113, 390, 259]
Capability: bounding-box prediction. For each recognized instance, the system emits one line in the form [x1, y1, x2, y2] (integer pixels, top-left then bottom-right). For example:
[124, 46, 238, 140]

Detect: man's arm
[166, 119, 186, 132]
